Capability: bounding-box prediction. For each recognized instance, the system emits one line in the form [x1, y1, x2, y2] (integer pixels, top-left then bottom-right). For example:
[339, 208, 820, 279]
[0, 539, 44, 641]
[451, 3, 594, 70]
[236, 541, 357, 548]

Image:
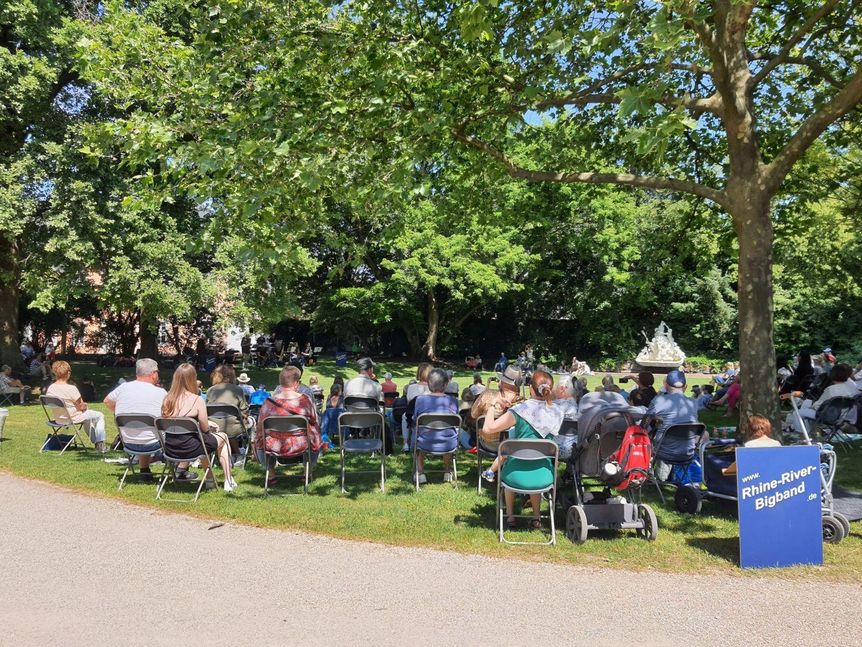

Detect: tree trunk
[0, 235, 22, 368]
[138, 322, 158, 359]
[421, 289, 439, 362]
[729, 190, 779, 435]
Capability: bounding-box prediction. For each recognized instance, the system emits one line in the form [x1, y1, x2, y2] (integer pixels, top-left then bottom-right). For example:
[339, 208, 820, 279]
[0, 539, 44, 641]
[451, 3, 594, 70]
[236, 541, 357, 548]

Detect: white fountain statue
[635, 321, 686, 369]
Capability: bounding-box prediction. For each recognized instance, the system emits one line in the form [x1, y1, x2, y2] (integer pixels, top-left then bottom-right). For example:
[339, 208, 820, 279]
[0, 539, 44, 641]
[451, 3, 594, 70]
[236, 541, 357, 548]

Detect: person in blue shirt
[643, 370, 698, 481]
[495, 352, 508, 373]
[411, 368, 459, 484]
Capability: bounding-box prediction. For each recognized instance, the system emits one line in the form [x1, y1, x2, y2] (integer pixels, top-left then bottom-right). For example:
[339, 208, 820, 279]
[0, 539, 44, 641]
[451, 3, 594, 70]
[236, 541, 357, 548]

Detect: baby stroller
[564, 403, 658, 544]
[696, 394, 850, 543]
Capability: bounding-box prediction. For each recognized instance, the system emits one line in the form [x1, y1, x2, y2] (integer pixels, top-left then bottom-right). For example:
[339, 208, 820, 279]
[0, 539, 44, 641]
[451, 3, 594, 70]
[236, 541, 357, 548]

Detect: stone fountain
[634, 321, 686, 372]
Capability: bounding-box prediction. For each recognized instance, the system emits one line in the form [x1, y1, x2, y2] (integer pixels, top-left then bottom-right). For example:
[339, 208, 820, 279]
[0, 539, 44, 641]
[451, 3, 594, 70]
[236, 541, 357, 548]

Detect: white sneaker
[443, 471, 454, 483]
[416, 472, 427, 485]
[224, 480, 236, 493]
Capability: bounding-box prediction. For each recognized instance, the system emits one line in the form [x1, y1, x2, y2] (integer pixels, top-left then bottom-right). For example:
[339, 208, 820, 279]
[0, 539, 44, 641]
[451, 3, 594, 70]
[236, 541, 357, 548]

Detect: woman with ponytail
[481, 367, 563, 529]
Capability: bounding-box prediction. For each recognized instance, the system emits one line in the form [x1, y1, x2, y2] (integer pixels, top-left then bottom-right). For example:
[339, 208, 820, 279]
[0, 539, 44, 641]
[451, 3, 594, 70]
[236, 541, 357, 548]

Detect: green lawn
[2, 359, 860, 582]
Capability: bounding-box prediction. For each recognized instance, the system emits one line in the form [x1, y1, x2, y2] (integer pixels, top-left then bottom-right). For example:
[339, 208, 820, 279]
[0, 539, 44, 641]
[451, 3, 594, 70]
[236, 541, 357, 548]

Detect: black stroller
[565, 401, 658, 544]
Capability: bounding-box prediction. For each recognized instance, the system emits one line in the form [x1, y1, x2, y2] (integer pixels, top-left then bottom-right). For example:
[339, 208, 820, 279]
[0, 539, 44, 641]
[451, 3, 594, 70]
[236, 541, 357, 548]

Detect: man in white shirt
[344, 357, 383, 406]
[104, 358, 194, 482]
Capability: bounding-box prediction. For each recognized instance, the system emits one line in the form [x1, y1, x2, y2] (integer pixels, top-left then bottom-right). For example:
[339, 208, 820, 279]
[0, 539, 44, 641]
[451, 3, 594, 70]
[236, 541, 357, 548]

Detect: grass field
[1, 359, 860, 582]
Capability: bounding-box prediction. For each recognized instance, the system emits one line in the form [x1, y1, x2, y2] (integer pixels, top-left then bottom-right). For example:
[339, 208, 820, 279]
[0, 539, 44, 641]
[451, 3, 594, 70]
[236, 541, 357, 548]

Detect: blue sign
[335, 352, 348, 367]
[737, 445, 823, 569]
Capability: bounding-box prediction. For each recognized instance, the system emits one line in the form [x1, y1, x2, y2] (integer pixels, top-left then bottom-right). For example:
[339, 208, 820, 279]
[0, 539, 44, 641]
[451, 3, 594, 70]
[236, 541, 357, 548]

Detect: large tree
[80, 1, 862, 427]
[336, 0, 862, 428]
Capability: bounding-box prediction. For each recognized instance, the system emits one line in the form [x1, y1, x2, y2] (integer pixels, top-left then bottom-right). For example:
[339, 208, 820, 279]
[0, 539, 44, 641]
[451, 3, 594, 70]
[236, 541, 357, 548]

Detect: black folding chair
[261, 415, 313, 495]
[154, 417, 218, 503]
[475, 415, 509, 494]
[207, 403, 250, 468]
[338, 411, 386, 493]
[814, 397, 858, 450]
[413, 412, 461, 491]
[114, 414, 161, 490]
[38, 395, 88, 455]
[650, 423, 706, 502]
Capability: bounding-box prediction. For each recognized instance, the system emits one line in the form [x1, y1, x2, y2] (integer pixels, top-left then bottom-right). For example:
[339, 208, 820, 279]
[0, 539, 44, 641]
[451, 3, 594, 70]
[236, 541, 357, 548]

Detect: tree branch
[450, 128, 728, 209]
[749, 0, 842, 88]
[748, 53, 842, 88]
[764, 61, 862, 191]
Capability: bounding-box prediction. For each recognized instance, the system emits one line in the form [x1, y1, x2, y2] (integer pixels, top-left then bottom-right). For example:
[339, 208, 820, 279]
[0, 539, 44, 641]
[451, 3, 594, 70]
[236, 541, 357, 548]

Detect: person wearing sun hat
[237, 371, 254, 397]
[643, 369, 698, 481]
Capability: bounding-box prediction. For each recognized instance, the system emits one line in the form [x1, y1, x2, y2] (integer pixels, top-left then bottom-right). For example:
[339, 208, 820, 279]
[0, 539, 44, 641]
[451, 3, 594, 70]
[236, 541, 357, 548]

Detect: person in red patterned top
[254, 364, 322, 485]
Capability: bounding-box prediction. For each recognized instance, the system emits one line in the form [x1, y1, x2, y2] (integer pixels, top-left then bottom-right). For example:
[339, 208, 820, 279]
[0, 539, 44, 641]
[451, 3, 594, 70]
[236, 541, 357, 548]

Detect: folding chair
[383, 391, 398, 408]
[338, 411, 386, 493]
[649, 423, 706, 503]
[0, 388, 16, 408]
[814, 397, 858, 450]
[38, 395, 88, 455]
[154, 417, 218, 503]
[343, 395, 380, 412]
[496, 438, 559, 545]
[114, 414, 161, 490]
[261, 415, 313, 496]
[413, 412, 461, 491]
[207, 403, 251, 468]
[475, 415, 509, 493]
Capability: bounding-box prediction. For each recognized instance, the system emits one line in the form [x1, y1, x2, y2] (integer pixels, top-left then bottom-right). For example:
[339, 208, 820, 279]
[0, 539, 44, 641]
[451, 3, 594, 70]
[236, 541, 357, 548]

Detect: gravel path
[1, 472, 859, 647]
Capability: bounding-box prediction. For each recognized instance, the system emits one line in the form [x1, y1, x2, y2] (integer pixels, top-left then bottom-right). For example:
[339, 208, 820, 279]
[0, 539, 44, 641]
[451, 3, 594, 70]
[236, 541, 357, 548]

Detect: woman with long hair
[481, 368, 562, 530]
[162, 363, 236, 492]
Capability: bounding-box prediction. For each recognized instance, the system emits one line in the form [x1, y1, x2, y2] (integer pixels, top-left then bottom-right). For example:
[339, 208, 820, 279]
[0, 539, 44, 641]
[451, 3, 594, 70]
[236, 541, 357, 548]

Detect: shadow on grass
[686, 536, 740, 565]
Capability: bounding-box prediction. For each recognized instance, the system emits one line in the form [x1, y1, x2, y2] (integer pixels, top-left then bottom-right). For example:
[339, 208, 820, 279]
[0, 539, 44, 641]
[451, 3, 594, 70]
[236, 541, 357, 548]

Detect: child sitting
[471, 387, 523, 483]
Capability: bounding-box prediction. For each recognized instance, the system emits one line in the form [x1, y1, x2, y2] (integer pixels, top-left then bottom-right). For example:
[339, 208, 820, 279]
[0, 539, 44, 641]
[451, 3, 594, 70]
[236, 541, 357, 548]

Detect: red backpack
[606, 425, 652, 491]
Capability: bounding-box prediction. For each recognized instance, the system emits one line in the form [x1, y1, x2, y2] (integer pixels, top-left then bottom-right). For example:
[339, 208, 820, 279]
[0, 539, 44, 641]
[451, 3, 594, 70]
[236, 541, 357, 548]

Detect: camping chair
[338, 411, 386, 493]
[0, 387, 16, 407]
[154, 417, 218, 503]
[261, 415, 313, 496]
[650, 423, 706, 503]
[114, 414, 161, 490]
[814, 397, 858, 450]
[475, 415, 510, 493]
[413, 412, 462, 491]
[496, 439, 559, 545]
[207, 403, 251, 469]
[38, 395, 88, 455]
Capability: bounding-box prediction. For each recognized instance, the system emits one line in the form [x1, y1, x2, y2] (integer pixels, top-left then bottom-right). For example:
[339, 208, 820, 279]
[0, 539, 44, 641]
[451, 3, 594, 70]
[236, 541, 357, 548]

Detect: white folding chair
[338, 411, 386, 493]
[114, 414, 161, 490]
[261, 415, 313, 496]
[413, 412, 461, 491]
[154, 417, 218, 503]
[496, 438, 559, 545]
[38, 395, 88, 455]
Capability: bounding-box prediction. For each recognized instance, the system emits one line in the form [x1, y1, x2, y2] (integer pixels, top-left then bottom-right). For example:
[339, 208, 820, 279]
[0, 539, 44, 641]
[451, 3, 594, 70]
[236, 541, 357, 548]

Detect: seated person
[411, 368, 459, 484]
[46, 361, 107, 452]
[643, 370, 698, 481]
[0, 364, 32, 404]
[791, 363, 859, 434]
[309, 375, 325, 406]
[695, 384, 714, 410]
[722, 415, 781, 476]
[237, 372, 255, 398]
[480, 368, 561, 529]
[710, 374, 740, 417]
[206, 364, 252, 456]
[29, 353, 51, 382]
[104, 358, 173, 482]
[344, 357, 383, 407]
[626, 372, 657, 407]
[254, 365, 322, 486]
[162, 363, 235, 492]
[551, 375, 579, 468]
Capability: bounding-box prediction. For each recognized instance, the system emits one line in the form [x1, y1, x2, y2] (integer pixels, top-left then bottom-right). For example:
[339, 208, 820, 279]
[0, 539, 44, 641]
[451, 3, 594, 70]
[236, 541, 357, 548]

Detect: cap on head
[358, 357, 375, 372]
[666, 369, 686, 388]
[498, 365, 524, 390]
[823, 347, 832, 354]
[384, 372, 392, 379]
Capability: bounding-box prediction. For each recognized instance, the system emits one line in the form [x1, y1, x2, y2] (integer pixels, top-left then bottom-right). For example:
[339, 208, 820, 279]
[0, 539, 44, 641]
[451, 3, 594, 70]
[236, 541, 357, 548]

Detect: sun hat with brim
[666, 369, 686, 388]
[497, 365, 524, 391]
[238, 373, 251, 383]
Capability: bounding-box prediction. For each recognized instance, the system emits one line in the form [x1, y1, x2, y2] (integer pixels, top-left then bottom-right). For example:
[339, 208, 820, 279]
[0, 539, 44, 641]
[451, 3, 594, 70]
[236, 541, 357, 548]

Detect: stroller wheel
[636, 503, 658, 541]
[822, 515, 845, 544]
[565, 505, 588, 544]
[674, 485, 702, 515]
[831, 512, 851, 538]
